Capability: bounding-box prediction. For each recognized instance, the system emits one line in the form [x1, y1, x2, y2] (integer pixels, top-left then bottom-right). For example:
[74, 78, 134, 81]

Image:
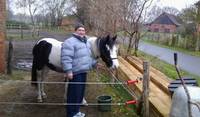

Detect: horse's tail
[31, 43, 38, 86]
[31, 55, 37, 86]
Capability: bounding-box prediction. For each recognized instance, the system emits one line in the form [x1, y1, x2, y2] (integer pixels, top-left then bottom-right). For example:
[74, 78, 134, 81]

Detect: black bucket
[97, 95, 112, 112]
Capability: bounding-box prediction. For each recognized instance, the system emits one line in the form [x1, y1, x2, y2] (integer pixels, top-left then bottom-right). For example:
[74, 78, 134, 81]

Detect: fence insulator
[127, 80, 138, 85]
[125, 100, 137, 105]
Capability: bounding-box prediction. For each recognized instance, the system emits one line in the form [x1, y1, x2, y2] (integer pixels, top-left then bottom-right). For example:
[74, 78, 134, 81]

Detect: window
[165, 29, 170, 33]
[154, 28, 159, 32]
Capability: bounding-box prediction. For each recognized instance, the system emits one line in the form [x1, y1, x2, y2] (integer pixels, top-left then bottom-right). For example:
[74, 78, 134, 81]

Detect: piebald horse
[31, 35, 119, 102]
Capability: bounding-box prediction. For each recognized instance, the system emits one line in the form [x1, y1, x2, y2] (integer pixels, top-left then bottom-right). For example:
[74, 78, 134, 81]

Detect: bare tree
[41, 0, 72, 27]
[15, 0, 73, 27]
[146, 5, 163, 23]
[6, 0, 13, 20]
[16, 0, 39, 37]
[73, 0, 153, 56]
[121, 0, 153, 56]
[162, 6, 180, 15]
[73, 0, 123, 35]
[73, 0, 90, 25]
[180, 7, 196, 23]
[180, 3, 200, 51]
[195, 1, 200, 51]
[16, 0, 39, 25]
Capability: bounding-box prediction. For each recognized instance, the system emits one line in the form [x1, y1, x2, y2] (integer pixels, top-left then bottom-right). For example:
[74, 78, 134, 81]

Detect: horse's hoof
[37, 98, 43, 103]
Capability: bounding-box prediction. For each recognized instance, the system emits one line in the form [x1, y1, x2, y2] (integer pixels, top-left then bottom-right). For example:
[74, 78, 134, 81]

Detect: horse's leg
[37, 70, 43, 102]
[41, 66, 49, 99]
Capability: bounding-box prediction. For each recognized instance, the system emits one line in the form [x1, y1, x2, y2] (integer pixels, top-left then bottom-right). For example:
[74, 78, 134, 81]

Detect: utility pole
[0, 0, 6, 73]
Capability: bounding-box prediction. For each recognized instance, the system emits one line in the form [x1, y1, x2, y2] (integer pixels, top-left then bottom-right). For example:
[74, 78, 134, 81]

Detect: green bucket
[97, 95, 112, 112]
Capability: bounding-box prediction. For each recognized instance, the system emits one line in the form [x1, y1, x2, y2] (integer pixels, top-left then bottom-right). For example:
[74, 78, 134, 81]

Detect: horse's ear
[106, 35, 110, 39]
[112, 35, 117, 41]
[105, 35, 110, 43]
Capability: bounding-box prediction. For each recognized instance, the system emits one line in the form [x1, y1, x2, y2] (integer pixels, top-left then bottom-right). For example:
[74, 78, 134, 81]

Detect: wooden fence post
[7, 39, 13, 75]
[20, 25, 23, 39]
[143, 61, 150, 117]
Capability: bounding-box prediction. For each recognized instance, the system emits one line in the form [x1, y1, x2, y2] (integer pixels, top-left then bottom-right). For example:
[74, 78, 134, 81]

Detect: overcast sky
[156, 0, 199, 11]
[11, 0, 200, 15]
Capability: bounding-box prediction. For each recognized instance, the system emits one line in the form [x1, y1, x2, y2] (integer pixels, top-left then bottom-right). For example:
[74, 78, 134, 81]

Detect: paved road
[139, 42, 200, 77]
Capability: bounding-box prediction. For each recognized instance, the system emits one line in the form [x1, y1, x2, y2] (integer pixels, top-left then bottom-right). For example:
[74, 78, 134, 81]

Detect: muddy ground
[0, 71, 117, 117]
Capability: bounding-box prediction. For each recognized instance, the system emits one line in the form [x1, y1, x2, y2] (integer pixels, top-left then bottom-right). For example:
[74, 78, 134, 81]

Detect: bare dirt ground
[0, 72, 66, 117]
[0, 71, 117, 117]
[0, 32, 136, 117]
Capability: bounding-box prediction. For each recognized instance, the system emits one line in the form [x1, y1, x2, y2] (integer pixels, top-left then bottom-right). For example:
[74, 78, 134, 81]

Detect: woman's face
[75, 27, 86, 37]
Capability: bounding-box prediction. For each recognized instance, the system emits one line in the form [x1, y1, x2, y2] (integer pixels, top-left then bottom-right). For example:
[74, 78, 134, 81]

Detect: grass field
[142, 39, 200, 57]
[138, 51, 200, 84]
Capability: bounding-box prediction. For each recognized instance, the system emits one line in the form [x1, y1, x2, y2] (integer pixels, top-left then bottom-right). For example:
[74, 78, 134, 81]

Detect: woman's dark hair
[74, 23, 85, 31]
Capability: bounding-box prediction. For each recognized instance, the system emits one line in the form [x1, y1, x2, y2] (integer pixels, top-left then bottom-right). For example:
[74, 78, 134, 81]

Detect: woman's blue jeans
[66, 73, 87, 117]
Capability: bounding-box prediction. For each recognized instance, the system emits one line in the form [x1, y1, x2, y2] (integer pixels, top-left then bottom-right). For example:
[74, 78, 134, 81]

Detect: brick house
[147, 12, 183, 33]
[60, 16, 77, 31]
[61, 16, 76, 26]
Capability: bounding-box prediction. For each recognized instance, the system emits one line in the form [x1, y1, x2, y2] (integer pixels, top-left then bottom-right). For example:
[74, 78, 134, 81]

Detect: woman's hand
[96, 63, 105, 69]
[66, 72, 73, 80]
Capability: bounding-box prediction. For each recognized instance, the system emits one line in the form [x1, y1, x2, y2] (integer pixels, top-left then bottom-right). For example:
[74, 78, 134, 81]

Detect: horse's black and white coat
[31, 35, 119, 102]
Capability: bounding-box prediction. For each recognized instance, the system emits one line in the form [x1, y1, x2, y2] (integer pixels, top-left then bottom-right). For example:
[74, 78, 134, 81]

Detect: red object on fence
[125, 100, 137, 105]
[127, 80, 138, 85]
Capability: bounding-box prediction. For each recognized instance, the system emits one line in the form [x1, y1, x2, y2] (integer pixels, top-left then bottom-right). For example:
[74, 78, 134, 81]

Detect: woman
[61, 23, 96, 117]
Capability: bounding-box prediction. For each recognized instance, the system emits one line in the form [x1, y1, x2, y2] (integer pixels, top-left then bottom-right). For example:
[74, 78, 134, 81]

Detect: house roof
[150, 12, 183, 26]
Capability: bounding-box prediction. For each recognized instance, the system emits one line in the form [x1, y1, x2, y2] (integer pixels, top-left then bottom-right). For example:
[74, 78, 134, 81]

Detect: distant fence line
[6, 24, 40, 30]
[6, 24, 41, 40]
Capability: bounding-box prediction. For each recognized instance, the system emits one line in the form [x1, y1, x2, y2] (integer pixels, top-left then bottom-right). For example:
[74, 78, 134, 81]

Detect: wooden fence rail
[117, 57, 171, 117]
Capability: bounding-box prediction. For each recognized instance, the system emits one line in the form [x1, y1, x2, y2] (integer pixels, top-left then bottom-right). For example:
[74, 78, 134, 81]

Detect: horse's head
[99, 35, 119, 69]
